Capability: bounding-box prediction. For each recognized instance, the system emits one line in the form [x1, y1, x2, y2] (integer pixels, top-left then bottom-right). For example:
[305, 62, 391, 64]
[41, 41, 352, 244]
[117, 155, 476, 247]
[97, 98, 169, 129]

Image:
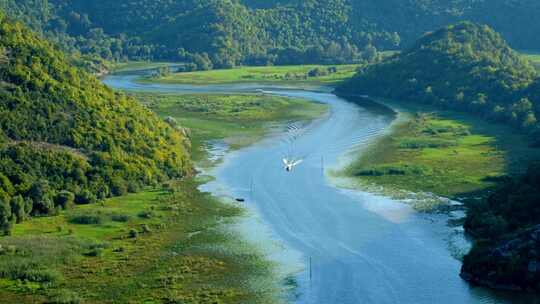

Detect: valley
[99, 67, 539, 303]
[1, 2, 540, 303]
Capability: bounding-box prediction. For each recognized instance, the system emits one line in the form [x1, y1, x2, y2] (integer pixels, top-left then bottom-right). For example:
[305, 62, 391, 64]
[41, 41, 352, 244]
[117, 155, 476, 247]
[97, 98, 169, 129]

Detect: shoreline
[332, 95, 540, 209]
[125, 73, 334, 301]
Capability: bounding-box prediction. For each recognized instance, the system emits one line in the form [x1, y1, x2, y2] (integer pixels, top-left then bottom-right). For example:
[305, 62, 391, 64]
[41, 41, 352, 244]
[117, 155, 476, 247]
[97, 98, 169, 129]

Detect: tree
[0, 47, 8, 65]
[512, 98, 533, 114]
[0, 198, 12, 235]
[55, 191, 75, 209]
[76, 190, 97, 205]
[362, 44, 378, 63]
[33, 196, 55, 216]
[28, 179, 51, 202]
[10, 196, 25, 223]
[523, 113, 537, 129]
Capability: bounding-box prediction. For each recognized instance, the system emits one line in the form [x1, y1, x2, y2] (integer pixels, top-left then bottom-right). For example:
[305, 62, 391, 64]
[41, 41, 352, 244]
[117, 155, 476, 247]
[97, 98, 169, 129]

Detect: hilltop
[338, 22, 539, 131]
[0, 13, 192, 233]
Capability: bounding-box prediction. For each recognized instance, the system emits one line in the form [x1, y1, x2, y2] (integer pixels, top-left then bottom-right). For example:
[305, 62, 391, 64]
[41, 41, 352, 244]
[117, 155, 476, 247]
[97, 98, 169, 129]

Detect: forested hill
[0, 13, 192, 234]
[2, 0, 539, 69]
[337, 22, 540, 132]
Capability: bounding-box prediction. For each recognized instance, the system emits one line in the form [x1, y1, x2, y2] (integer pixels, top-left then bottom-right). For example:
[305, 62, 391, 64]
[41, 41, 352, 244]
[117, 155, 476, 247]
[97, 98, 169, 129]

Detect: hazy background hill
[2, 0, 539, 69]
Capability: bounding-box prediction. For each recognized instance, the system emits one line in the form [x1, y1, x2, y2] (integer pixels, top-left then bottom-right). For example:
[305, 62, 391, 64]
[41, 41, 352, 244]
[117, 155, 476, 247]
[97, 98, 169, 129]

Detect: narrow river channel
[104, 73, 535, 304]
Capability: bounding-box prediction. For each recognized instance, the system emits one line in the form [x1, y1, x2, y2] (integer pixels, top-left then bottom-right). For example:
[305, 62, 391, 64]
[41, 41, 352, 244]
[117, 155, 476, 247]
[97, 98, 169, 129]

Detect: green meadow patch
[0, 181, 280, 304]
[344, 110, 540, 209]
[143, 64, 359, 86]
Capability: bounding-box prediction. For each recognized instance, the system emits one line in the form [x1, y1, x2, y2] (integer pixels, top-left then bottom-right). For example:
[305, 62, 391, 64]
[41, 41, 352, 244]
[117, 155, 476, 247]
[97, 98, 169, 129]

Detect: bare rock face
[461, 225, 540, 292]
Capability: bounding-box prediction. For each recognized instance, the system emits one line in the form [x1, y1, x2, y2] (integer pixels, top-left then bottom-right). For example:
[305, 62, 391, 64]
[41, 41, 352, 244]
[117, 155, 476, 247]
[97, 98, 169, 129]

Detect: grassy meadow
[0, 180, 280, 304]
[133, 93, 327, 162]
[143, 64, 359, 86]
[343, 106, 540, 211]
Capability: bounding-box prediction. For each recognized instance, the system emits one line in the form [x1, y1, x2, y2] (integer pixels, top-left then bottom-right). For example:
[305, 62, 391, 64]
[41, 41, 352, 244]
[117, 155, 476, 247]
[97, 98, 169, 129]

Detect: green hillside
[0, 13, 192, 234]
[338, 22, 539, 131]
[3, 0, 540, 69]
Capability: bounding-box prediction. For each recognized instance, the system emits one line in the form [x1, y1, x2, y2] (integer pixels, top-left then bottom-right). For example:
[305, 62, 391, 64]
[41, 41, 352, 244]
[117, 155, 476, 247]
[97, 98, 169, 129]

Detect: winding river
[104, 73, 535, 304]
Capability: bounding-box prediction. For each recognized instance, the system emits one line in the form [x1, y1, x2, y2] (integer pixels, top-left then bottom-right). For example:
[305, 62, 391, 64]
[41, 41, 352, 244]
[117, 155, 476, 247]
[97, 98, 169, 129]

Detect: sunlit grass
[144, 64, 359, 86]
[345, 109, 540, 207]
[0, 181, 279, 303]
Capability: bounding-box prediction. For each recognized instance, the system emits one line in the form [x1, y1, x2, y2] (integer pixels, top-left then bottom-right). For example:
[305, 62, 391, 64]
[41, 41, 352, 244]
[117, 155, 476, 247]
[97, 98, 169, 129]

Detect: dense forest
[0, 13, 192, 234]
[1, 0, 539, 70]
[337, 22, 540, 132]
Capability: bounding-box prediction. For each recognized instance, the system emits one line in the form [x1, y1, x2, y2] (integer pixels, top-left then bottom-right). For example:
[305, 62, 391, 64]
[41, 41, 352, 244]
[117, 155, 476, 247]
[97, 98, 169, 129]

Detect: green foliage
[110, 213, 130, 223]
[3, 0, 540, 70]
[0, 0, 384, 68]
[47, 289, 82, 304]
[9, 196, 25, 224]
[67, 213, 104, 225]
[462, 163, 540, 291]
[0, 15, 192, 229]
[0, 198, 12, 235]
[339, 22, 540, 132]
[55, 191, 75, 210]
[465, 163, 540, 239]
[128, 228, 138, 239]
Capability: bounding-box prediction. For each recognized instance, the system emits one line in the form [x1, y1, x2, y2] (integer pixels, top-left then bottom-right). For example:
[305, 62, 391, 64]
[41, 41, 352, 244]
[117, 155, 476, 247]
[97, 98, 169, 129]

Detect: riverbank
[339, 98, 540, 211]
[132, 92, 327, 164]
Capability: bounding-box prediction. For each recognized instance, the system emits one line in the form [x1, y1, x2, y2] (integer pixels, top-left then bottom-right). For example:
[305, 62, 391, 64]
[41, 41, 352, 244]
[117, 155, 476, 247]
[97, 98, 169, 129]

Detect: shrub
[55, 191, 75, 210]
[68, 213, 103, 225]
[127, 181, 141, 193]
[32, 197, 56, 216]
[9, 196, 25, 224]
[75, 190, 97, 205]
[84, 247, 104, 257]
[110, 177, 128, 196]
[307, 67, 328, 77]
[0, 262, 61, 284]
[47, 289, 82, 304]
[140, 224, 151, 234]
[356, 164, 429, 176]
[0, 198, 12, 235]
[398, 137, 457, 149]
[110, 213, 130, 223]
[138, 210, 155, 219]
[128, 229, 138, 238]
[21, 268, 62, 284]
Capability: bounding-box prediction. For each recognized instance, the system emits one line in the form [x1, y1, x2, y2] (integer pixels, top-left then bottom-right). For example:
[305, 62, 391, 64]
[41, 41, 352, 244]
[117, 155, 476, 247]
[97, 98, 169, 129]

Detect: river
[104, 73, 536, 304]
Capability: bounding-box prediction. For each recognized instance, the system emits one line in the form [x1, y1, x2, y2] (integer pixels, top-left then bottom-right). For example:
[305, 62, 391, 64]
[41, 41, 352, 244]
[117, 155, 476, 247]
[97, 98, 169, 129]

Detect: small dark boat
[235, 198, 246, 202]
